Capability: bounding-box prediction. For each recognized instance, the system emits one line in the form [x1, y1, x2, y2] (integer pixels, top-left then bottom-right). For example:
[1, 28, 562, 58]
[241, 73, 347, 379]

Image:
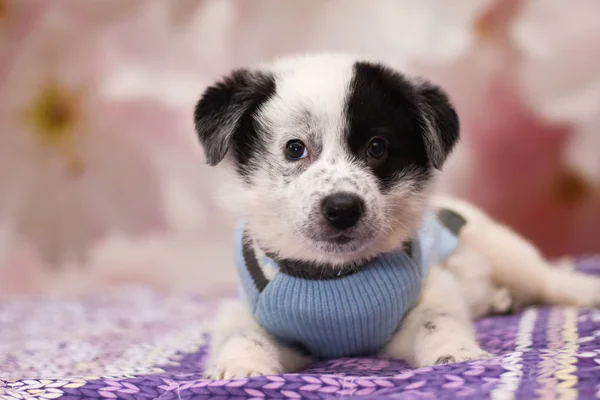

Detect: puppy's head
[194, 54, 459, 266]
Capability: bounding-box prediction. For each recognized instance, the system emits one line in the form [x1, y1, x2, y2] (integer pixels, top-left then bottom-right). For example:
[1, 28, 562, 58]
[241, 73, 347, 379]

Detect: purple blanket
[1, 257, 600, 399]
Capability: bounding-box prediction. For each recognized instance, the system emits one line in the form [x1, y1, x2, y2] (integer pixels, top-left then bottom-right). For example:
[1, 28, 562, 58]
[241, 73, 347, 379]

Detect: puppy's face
[195, 54, 459, 266]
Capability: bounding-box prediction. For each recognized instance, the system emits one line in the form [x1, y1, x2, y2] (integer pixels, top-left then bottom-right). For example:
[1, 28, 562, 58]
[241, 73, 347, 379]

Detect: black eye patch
[345, 62, 432, 192]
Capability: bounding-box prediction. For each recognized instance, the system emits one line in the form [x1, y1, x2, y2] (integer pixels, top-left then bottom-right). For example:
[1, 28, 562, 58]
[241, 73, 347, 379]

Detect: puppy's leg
[475, 224, 600, 309]
[383, 266, 492, 367]
[204, 300, 311, 379]
[436, 196, 600, 309]
[443, 245, 513, 319]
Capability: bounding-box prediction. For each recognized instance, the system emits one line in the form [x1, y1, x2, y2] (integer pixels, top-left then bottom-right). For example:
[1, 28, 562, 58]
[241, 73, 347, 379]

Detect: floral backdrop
[1, 0, 599, 298]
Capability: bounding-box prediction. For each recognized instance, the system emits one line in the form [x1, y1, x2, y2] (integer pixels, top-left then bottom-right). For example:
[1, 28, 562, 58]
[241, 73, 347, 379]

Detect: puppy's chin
[299, 229, 407, 266]
[313, 235, 375, 257]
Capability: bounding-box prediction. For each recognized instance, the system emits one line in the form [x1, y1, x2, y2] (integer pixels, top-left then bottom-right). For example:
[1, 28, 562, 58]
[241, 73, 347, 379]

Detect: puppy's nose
[322, 193, 364, 230]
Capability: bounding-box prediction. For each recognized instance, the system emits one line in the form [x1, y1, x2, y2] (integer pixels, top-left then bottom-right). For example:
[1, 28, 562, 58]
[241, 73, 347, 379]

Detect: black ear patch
[416, 81, 460, 170]
[194, 69, 276, 167]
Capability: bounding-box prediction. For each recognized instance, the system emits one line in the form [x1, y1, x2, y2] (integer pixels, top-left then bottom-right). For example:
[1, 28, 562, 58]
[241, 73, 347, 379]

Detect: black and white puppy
[194, 53, 600, 379]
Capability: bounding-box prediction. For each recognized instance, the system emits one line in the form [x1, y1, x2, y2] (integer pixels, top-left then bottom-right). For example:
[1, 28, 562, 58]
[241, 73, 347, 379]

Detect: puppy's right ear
[194, 69, 276, 166]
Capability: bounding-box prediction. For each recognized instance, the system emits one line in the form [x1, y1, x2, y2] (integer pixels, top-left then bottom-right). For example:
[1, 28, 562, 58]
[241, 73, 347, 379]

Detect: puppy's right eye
[367, 137, 387, 160]
[285, 140, 308, 160]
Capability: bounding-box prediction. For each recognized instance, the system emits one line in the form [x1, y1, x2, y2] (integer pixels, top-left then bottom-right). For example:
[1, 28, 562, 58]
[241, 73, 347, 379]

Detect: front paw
[419, 345, 494, 367]
[204, 358, 283, 379]
[203, 334, 284, 379]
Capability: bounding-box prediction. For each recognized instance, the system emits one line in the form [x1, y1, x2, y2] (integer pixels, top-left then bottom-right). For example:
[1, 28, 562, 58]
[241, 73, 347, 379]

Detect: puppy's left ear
[194, 69, 276, 166]
[416, 81, 460, 170]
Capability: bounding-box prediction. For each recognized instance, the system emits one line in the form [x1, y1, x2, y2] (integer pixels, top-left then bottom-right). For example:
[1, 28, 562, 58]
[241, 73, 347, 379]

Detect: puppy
[194, 53, 600, 379]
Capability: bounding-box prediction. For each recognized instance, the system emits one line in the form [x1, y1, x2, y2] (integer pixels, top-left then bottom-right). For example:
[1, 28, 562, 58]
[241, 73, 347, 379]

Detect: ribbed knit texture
[234, 213, 460, 359]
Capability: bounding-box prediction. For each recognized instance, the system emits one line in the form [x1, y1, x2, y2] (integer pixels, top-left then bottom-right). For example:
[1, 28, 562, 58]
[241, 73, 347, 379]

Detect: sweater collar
[239, 225, 416, 281]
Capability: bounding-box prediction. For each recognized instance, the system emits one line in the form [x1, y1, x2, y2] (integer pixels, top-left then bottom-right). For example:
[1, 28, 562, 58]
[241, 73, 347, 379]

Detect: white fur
[202, 54, 600, 378]
[204, 301, 310, 379]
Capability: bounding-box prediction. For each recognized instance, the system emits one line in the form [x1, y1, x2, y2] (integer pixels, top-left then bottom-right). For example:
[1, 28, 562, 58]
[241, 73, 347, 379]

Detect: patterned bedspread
[1, 257, 599, 399]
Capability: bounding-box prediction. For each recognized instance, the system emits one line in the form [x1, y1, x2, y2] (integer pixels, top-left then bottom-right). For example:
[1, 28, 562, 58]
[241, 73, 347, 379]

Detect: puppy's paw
[420, 345, 494, 367]
[572, 272, 600, 309]
[203, 334, 284, 379]
[204, 358, 283, 379]
[545, 267, 600, 309]
[591, 279, 600, 309]
[490, 286, 512, 314]
[564, 276, 600, 309]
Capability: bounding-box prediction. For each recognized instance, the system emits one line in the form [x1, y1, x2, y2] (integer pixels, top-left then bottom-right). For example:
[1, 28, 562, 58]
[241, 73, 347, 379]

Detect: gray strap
[242, 232, 269, 292]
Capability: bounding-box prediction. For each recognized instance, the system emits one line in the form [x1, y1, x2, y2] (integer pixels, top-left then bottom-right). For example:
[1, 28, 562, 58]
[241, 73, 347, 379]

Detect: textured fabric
[1, 257, 600, 400]
[235, 213, 460, 359]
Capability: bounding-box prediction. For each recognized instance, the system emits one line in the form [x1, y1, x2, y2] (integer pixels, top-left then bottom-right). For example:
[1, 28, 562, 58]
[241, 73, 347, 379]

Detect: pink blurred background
[1, 0, 599, 298]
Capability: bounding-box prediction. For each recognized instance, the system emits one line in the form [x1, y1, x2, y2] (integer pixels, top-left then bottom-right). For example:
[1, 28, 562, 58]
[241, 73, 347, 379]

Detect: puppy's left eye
[285, 140, 308, 160]
[367, 137, 387, 160]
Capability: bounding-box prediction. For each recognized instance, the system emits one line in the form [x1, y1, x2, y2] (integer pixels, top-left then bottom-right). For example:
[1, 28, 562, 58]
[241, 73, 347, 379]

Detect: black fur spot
[435, 355, 456, 365]
[250, 338, 266, 348]
[437, 208, 467, 235]
[194, 69, 276, 180]
[424, 321, 437, 332]
[346, 62, 432, 192]
[404, 241, 413, 258]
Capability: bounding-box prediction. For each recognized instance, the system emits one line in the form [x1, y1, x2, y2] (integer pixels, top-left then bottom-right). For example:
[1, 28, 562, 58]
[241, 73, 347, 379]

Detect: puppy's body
[194, 54, 600, 379]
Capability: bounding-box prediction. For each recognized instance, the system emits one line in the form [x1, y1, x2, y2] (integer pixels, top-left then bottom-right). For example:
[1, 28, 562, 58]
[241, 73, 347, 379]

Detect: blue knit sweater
[234, 210, 464, 359]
